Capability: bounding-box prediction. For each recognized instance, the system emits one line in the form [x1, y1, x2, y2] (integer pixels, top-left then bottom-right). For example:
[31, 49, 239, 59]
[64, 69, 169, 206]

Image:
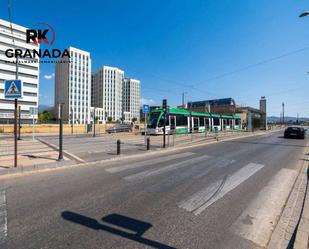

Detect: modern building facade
[0, 19, 40, 123]
[89, 107, 105, 124]
[54, 47, 91, 124]
[236, 107, 266, 131]
[91, 66, 124, 122]
[123, 78, 140, 123]
[260, 96, 267, 129]
[187, 98, 237, 115]
[236, 97, 267, 131]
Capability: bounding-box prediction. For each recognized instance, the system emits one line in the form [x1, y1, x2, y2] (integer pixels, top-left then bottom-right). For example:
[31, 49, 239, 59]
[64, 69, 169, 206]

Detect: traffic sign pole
[18, 105, 21, 140]
[14, 99, 17, 167]
[144, 112, 147, 144]
[93, 108, 96, 137]
[32, 115, 35, 141]
[5, 79, 22, 168]
[142, 104, 150, 145]
[58, 103, 64, 161]
[162, 99, 167, 148]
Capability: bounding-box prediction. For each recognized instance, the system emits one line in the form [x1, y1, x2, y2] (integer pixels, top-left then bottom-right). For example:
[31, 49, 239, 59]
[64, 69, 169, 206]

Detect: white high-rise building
[123, 78, 140, 123]
[92, 66, 124, 122]
[55, 47, 91, 124]
[0, 19, 39, 123]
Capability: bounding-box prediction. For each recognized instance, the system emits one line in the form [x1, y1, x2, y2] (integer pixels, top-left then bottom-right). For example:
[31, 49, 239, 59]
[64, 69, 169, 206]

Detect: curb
[293, 166, 309, 249]
[0, 129, 282, 180]
[267, 141, 309, 249]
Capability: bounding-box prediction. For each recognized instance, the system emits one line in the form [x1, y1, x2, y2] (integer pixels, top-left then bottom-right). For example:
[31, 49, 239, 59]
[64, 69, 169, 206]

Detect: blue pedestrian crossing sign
[143, 104, 150, 113]
[5, 80, 22, 99]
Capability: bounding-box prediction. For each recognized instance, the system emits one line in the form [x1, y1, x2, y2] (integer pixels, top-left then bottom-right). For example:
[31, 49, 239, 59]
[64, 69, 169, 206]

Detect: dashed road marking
[232, 168, 297, 247]
[106, 152, 195, 173]
[124, 154, 211, 181]
[179, 163, 264, 215]
[0, 187, 7, 248]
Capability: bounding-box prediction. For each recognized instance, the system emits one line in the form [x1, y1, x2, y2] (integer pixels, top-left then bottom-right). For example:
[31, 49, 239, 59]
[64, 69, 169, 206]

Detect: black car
[284, 126, 306, 139]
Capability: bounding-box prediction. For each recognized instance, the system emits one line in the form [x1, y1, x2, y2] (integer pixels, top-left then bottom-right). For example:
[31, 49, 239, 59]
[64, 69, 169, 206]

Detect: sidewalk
[0, 137, 73, 174]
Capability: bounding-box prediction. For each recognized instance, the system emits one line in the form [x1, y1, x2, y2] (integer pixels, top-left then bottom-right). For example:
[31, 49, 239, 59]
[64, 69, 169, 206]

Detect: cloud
[140, 98, 156, 106]
[44, 73, 55, 80]
[39, 94, 49, 99]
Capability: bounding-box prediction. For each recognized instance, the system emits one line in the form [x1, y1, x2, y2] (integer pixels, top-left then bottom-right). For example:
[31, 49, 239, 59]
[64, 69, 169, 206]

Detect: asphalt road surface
[1, 131, 308, 249]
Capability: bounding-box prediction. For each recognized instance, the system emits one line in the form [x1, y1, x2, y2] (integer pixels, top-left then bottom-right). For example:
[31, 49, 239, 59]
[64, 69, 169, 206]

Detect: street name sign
[143, 104, 150, 113]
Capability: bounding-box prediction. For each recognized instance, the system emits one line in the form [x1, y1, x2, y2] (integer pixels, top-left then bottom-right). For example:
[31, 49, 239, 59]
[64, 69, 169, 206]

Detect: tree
[132, 117, 137, 123]
[38, 111, 55, 123]
[107, 117, 113, 123]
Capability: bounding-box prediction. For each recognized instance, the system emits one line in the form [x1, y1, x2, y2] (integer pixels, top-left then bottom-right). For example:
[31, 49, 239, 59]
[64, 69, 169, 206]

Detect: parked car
[284, 126, 306, 139]
[106, 124, 133, 134]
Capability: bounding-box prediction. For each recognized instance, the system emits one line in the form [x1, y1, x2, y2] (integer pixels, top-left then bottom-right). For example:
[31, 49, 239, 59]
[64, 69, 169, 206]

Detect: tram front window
[148, 112, 160, 128]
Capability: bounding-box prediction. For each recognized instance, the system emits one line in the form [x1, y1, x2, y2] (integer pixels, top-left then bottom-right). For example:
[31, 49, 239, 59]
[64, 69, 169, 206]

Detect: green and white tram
[147, 108, 241, 135]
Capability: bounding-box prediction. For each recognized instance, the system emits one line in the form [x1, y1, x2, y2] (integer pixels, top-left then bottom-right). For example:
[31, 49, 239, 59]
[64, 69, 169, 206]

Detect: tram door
[205, 118, 210, 131]
[229, 119, 233, 129]
[223, 119, 227, 130]
[193, 117, 199, 132]
[169, 115, 176, 132]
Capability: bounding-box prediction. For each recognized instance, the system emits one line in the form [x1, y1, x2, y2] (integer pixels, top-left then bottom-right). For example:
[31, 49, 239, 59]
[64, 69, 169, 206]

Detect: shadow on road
[23, 154, 58, 161]
[61, 211, 176, 249]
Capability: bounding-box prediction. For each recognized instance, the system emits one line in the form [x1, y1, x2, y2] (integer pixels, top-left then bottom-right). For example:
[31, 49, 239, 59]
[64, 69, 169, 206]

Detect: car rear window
[287, 127, 300, 131]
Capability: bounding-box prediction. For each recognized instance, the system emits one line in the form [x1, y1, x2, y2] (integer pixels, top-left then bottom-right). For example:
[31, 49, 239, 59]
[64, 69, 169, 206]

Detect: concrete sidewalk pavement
[0, 138, 73, 172]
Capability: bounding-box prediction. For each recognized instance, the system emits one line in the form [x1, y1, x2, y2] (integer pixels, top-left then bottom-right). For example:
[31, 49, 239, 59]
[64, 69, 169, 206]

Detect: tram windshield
[148, 112, 161, 128]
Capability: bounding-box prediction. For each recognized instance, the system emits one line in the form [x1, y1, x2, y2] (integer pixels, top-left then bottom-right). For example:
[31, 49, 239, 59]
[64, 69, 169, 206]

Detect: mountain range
[268, 116, 309, 122]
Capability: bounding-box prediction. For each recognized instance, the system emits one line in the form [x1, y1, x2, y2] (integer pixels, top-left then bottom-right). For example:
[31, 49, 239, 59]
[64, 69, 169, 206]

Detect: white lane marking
[0, 188, 7, 246]
[178, 180, 223, 212]
[149, 158, 236, 192]
[193, 159, 236, 180]
[232, 168, 297, 248]
[106, 152, 195, 173]
[179, 163, 264, 215]
[124, 155, 211, 181]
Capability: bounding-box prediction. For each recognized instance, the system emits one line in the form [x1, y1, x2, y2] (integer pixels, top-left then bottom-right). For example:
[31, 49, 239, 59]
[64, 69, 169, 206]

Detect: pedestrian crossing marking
[178, 163, 264, 215]
[124, 155, 211, 181]
[231, 168, 297, 247]
[106, 152, 195, 173]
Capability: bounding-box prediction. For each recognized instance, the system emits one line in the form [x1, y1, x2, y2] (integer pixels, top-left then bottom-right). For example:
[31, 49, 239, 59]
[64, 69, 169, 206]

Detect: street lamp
[299, 11, 309, 18]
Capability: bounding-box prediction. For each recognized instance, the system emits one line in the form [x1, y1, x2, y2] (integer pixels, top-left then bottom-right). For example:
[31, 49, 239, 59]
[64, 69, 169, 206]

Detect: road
[1, 130, 308, 249]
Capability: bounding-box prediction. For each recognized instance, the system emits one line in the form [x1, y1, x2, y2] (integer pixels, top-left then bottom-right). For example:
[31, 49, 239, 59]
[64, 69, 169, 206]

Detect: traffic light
[162, 99, 167, 109]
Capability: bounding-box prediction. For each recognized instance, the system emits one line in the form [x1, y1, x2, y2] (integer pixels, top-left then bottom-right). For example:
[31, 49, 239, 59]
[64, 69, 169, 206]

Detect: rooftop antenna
[7, 0, 16, 45]
[7, 0, 18, 77]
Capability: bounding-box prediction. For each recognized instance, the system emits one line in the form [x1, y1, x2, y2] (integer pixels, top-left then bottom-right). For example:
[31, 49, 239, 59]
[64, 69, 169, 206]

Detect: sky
[1, 0, 309, 117]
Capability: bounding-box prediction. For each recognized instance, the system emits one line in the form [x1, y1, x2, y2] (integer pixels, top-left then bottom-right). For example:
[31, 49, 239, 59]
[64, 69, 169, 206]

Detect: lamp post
[58, 103, 64, 161]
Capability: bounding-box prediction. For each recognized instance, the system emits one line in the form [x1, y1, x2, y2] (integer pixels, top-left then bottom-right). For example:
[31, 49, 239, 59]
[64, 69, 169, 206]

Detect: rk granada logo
[5, 22, 70, 62]
[26, 22, 56, 45]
